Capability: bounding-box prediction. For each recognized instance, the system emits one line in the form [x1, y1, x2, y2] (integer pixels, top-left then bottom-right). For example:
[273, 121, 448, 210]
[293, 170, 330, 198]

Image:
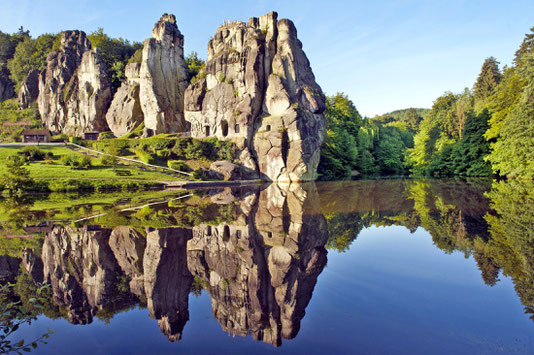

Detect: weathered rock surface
[185, 12, 326, 182]
[139, 14, 189, 135]
[106, 63, 144, 137]
[37, 30, 92, 135]
[207, 160, 242, 181]
[18, 69, 40, 109]
[63, 48, 112, 135]
[38, 31, 111, 135]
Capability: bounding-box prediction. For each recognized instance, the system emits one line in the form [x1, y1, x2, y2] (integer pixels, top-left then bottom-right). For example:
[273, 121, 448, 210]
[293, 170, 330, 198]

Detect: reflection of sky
[2, 1, 534, 116]
[16, 225, 533, 354]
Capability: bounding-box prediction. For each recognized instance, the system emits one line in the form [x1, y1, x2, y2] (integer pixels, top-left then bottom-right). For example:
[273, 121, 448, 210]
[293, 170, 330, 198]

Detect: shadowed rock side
[106, 63, 144, 137]
[185, 11, 327, 182]
[187, 183, 328, 346]
[139, 14, 189, 135]
[37, 31, 111, 135]
[18, 69, 40, 109]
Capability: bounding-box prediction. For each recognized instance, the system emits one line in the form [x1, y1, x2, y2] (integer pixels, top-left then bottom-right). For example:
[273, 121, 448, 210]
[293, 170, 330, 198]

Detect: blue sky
[1, 0, 533, 116]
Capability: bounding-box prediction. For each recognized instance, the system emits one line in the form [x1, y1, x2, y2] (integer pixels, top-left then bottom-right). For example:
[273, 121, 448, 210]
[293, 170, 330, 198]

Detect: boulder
[185, 12, 326, 182]
[106, 63, 144, 137]
[18, 69, 40, 109]
[139, 14, 189, 135]
[207, 160, 242, 181]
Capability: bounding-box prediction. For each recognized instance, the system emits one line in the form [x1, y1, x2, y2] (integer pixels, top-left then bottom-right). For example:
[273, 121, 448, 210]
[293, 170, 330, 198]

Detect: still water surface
[2, 179, 533, 354]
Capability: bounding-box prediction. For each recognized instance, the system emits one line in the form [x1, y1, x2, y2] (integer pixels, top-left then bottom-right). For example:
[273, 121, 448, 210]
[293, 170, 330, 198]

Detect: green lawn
[0, 146, 187, 182]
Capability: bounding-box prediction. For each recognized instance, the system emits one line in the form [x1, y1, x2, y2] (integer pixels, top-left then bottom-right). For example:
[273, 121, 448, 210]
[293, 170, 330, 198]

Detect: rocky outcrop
[106, 63, 144, 137]
[139, 14, 189, 135]
[37, 31, 111, 135]
[185, 12, 326, 182]
[37, 30, 91, 134]
[18, 69, 40, 109]
[0, 255, 21, 281]
[63, 48, 112, 135]
[207, 160, 242, 181]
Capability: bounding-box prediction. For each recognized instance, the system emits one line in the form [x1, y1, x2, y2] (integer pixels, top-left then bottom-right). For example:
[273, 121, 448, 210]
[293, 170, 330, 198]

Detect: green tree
[514, 26, 534, 67]
[1, 155, 34, 194]
[185, 51, 205, 83]
[487, 54, 534, 179]
[473, 57, 502, 110]
[7, 33, 59, 88]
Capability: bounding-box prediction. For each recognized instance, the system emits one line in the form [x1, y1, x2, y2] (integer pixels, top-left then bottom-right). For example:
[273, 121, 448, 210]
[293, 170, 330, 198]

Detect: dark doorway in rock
[205, 125, 210, 137]
[266, 125, 271, 131]
[236, 229, 242, 239]
[221, 120, 229, 137]
[282, 130, 289, 165]
[206, 226, 212, 236]
[223, 225, 230, 241]
[234, 124, 240, 134]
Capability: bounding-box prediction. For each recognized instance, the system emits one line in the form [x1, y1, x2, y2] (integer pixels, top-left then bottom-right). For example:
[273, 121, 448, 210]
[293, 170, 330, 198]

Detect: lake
[1, 178, 533, 354]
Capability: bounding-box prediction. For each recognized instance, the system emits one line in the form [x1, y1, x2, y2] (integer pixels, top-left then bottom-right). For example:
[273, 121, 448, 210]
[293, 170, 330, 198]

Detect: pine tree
[473, 57, 502, 109]
[514, 26, 534, 67]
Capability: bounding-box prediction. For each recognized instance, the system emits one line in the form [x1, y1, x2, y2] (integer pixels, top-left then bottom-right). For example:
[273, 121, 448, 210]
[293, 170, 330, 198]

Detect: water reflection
[1, 178, 534, 349]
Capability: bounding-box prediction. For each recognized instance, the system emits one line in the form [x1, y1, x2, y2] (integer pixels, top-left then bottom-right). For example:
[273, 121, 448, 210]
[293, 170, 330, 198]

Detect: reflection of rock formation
[187, 183, 328, 346]
[143, 228, 193, 341]
[19, 183, 327, 346]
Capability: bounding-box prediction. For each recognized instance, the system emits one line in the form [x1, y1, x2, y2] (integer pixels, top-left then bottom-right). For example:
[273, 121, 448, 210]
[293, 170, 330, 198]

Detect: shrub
[69, 137, 81, 144]
[135, 148, 154, 164]
[79, 155, 92, 169]
[192, 168, 205, 180]
[99, 154, 118, 166]
[18, 146, 48, 161]
[167, 160, 189, 171]
[60, 154, 80, 167]
[156, 148, 172, 158]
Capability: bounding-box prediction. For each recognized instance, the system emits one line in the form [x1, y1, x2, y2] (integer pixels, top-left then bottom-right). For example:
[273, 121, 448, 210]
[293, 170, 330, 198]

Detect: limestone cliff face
[63, 48, 112, 135]
[17, 69, 40, 109]
[106, 63, 144, 137]
[185, 12, 326, 182]
[37, 31, 91, 134]
[37, 31, 111, 135]
[139, 14, 189, 135]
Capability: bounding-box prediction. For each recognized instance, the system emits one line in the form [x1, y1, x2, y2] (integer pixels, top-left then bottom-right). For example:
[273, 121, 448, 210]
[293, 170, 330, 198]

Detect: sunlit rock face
[106, 63, 144, 137]
[187, 183, 328, 346]
[17, 69, 40, 109]
[139, 14, 189, 135]
[185, 12, 326, 182]
[37, 31, 111, 135]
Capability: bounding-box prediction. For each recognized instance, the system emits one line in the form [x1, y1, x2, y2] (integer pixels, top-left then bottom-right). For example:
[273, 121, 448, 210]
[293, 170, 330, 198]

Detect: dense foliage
[318, 93, 414, 180]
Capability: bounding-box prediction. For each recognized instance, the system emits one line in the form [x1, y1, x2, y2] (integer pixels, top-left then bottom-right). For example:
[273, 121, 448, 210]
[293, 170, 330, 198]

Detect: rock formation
[139, 14, 189, 135]
[106, 63, 144, 137]
[185, 12, 326, 182]
[17, 69, 40, 109]
[37, 31, 111, 135]
[0, 74, 14, 101]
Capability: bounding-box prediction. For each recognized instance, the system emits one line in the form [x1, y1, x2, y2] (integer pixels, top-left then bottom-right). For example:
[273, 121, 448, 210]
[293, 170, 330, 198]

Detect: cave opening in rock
[234, 124, 240, 133]
[221, 120, 229, 137]
[223, 225, 230, 241]
[266, 125, 271, 131]
[205, 125, 210, 137]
